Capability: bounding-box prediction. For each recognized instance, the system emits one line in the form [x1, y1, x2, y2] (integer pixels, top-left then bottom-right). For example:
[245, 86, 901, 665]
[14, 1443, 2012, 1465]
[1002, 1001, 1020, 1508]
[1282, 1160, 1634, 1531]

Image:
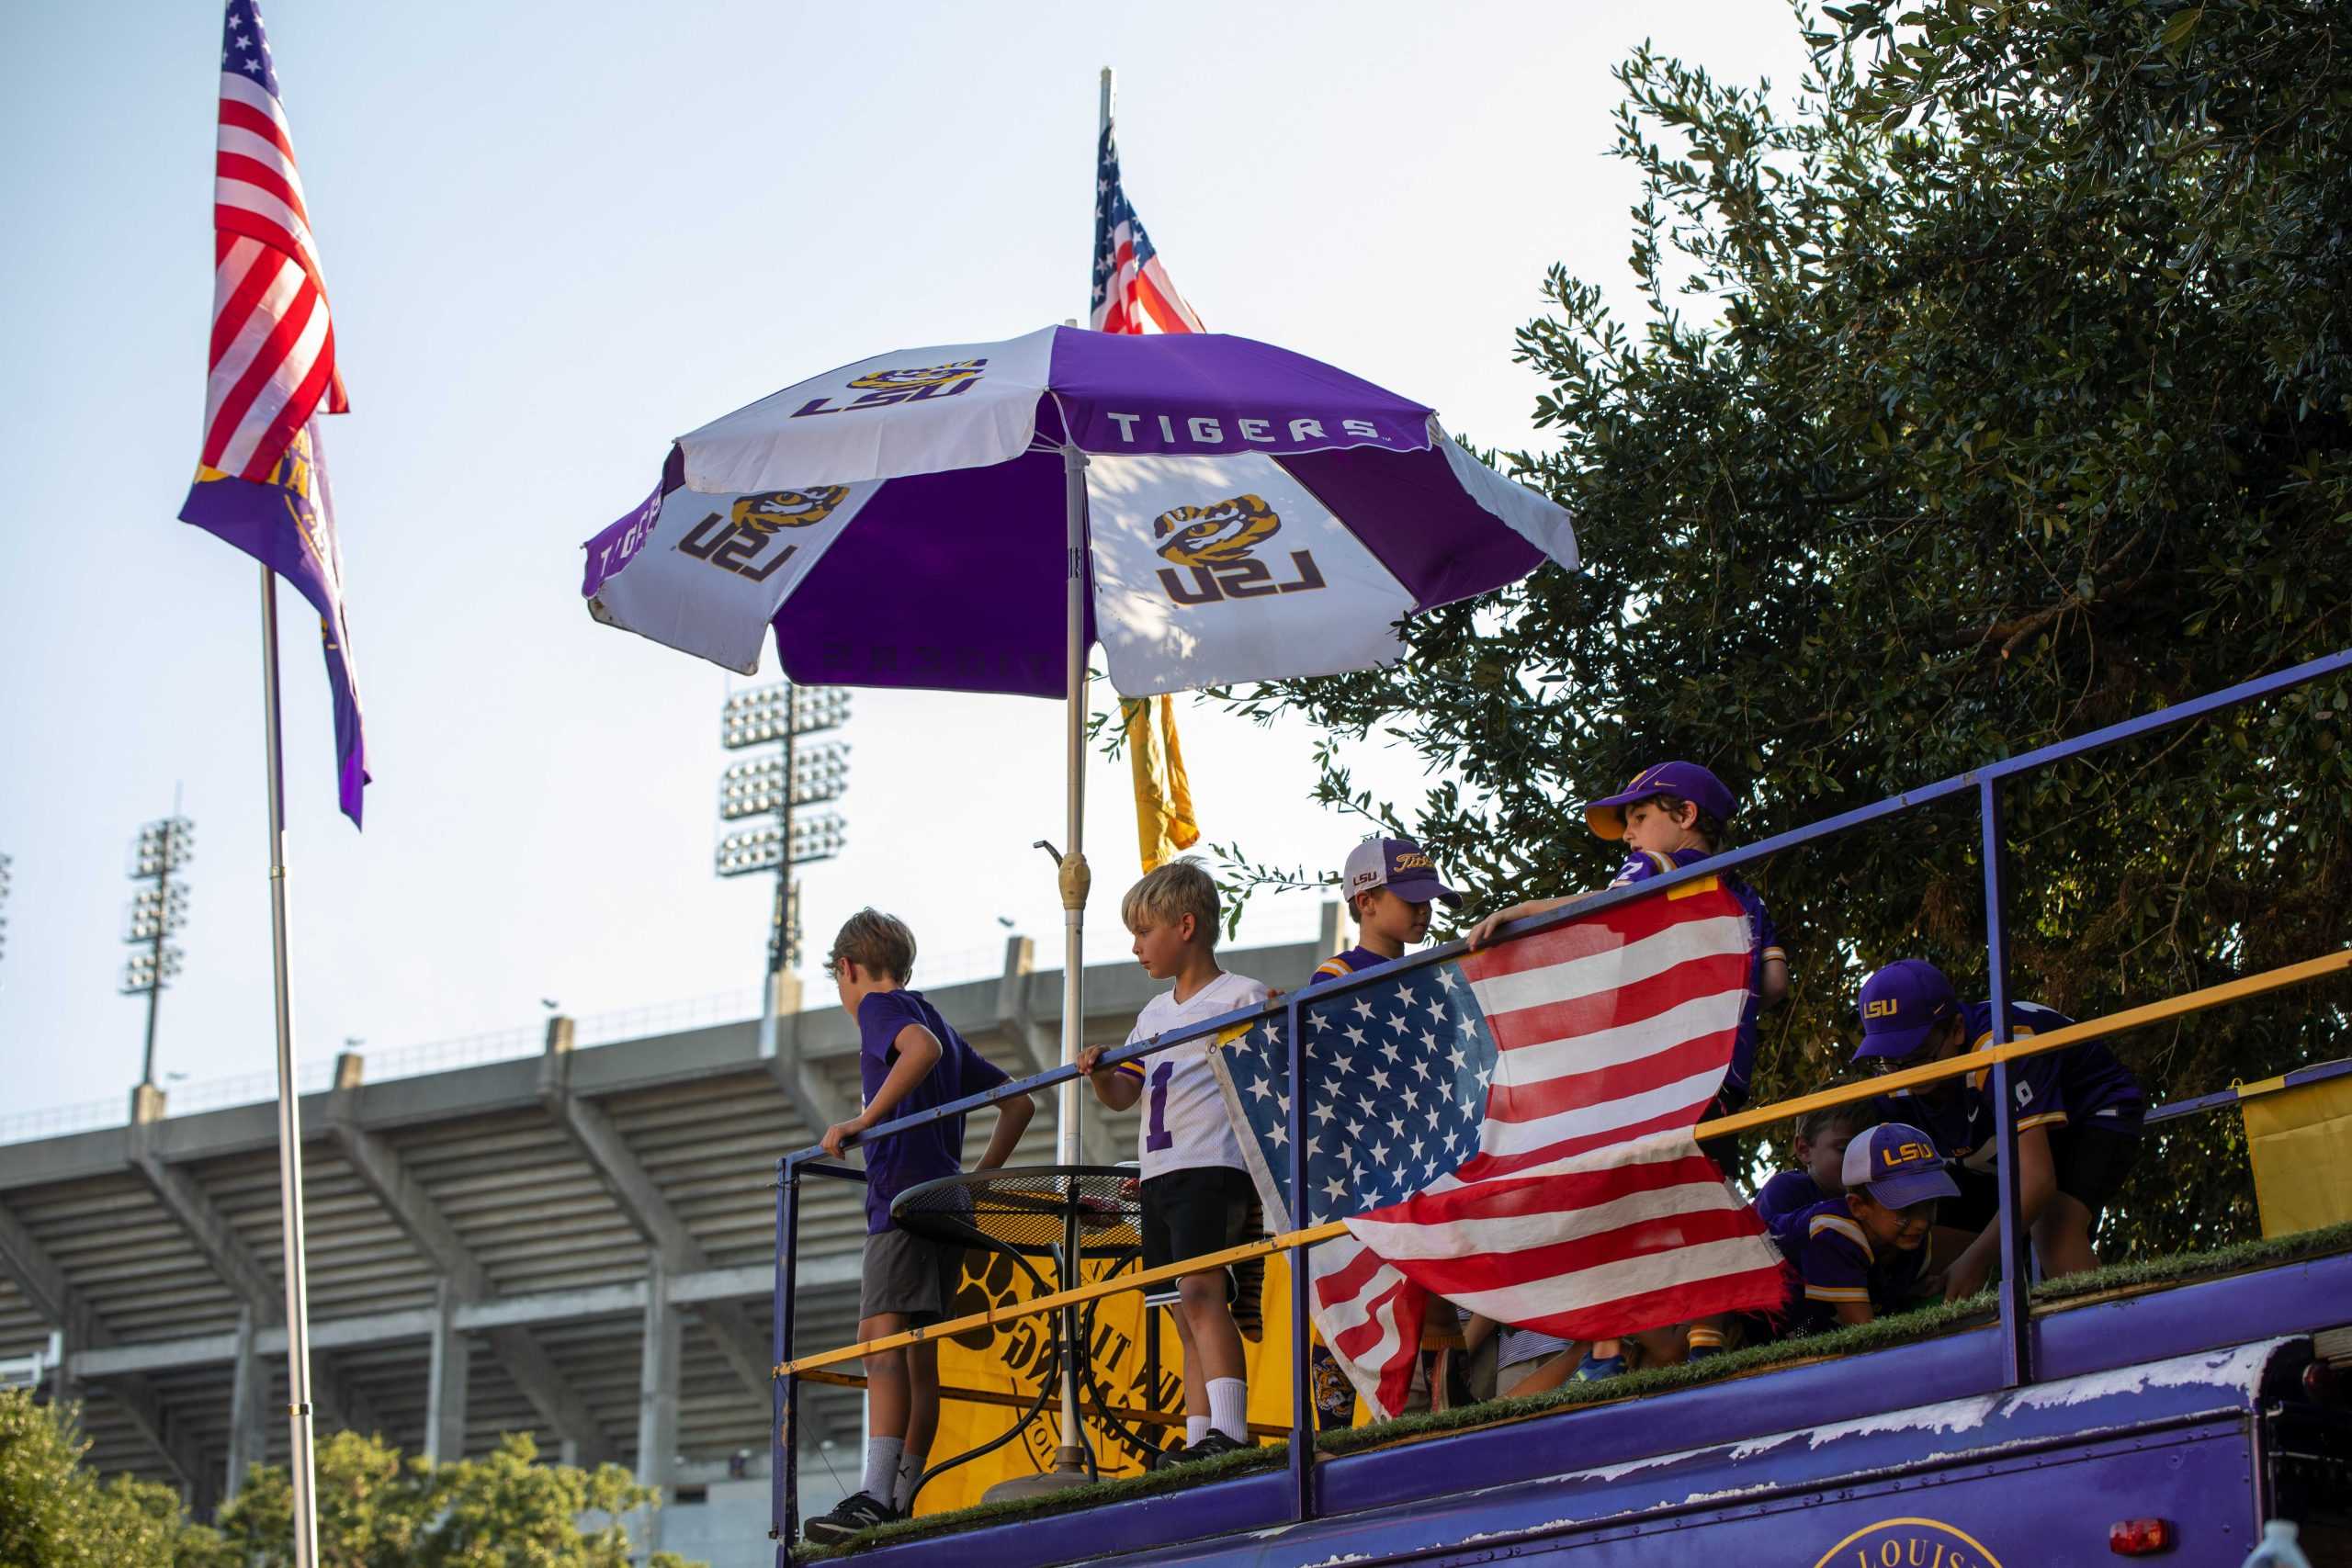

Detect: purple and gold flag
[181, 420, 369, 824]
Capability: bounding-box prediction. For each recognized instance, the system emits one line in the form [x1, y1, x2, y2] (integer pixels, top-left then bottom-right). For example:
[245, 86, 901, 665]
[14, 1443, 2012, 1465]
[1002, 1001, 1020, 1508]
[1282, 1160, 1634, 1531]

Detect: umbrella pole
[1056, 441, 1091, 1462]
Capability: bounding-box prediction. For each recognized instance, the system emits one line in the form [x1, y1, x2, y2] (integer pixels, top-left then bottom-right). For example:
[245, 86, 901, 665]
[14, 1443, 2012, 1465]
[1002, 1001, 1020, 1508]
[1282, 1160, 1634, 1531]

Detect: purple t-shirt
[1611, 846, 1785, 1107]
[1753, 1168, 1836, 1235]
[1876, 998, 2143, 1172]
[856, 988, 1012, 1235]
[1773, 1196, 1927, 1336]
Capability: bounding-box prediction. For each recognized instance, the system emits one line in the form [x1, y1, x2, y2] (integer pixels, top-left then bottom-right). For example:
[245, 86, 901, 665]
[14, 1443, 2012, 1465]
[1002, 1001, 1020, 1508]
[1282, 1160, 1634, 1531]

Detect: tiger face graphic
[1153, 493, 1282, 566]
[846, 360, 987, 393]
[729, 487, 849, 534]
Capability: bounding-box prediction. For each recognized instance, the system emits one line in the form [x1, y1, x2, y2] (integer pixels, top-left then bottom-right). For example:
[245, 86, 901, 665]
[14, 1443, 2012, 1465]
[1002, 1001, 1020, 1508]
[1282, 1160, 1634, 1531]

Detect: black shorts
[1939, 1121, 2142, 1232]
[859, 1226, 965, 1325]
[1140, 1167, 1259, 1316]
[2050, 1120, 2141, 1218]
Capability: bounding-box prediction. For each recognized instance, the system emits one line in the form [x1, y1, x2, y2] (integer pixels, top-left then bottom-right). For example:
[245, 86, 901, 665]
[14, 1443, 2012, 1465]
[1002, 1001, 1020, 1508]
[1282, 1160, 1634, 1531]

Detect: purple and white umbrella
[579, 323, 1577, 1153]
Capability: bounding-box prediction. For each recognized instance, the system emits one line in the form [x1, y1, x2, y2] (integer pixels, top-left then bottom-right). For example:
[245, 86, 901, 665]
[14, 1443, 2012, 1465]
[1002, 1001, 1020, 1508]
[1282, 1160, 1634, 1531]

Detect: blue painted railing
[769, 645, 2352, 1556]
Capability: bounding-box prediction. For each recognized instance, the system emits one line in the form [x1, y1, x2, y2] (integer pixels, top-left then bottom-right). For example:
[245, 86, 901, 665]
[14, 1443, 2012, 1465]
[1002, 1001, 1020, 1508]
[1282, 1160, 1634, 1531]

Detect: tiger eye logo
[847, 360, 987, 393]
[1150, 494, 1328, 605]
[945, 1251, 1168, 1478]
[677, 487, 851, 582]
[1154, 493, 1283, 566]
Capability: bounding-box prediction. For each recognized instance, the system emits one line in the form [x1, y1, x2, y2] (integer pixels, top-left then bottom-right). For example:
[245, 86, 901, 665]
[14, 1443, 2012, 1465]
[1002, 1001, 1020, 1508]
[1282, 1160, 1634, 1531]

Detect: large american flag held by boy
[1212, 883, 1784, 1417]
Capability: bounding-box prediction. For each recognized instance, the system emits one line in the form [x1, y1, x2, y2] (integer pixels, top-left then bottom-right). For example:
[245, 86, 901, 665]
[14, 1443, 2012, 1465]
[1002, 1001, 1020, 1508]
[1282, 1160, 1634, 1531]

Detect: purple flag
[179, 420, 371, 825]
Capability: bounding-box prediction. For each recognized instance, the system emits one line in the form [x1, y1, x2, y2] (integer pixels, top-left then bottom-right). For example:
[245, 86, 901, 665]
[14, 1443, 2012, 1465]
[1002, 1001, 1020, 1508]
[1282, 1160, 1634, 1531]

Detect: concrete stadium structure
[0, 920, 1337, 1564]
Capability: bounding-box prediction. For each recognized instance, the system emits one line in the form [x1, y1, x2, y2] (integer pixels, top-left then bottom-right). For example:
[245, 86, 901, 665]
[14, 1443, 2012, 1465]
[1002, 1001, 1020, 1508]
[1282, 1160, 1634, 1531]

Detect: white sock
[1207, 1377, 1248, 1441]
[861, 1436, 902, 1503]
[1186, 1416, 1210, 1447]
[892, 1448, 924, 1512]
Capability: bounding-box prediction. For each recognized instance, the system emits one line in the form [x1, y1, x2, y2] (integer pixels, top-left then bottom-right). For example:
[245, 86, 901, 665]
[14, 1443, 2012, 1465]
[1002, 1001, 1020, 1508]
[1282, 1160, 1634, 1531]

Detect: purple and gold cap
[1341, 836, 1463, 908]
[1842, 1122, 1961, 1210]
[1854, 959, 1960, 1063]
[1583, 761, 1736, 840]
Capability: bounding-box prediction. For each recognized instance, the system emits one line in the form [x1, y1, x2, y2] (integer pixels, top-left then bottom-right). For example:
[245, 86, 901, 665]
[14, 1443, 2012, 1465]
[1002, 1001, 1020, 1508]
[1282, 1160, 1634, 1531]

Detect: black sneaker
[1146, 1437, 1189, 1472]
[1175, 1429, 1253, 1462]
[801, 1490, 898, 1545]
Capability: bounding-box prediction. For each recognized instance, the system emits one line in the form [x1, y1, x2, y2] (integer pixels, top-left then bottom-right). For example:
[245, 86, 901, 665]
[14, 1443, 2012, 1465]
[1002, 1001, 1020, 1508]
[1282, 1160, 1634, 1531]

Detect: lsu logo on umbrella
[1152, 494, 1327, 605]
[790, 359, 989, 418]
[677, 487, 851, 582]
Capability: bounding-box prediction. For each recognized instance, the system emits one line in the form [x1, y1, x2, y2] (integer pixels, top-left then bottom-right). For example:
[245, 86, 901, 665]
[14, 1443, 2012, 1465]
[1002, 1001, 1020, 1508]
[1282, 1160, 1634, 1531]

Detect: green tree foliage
[0, 1390, 223, 1567]
[211, 1430, 698, 1568]
[1225, 0, 2352, 1254]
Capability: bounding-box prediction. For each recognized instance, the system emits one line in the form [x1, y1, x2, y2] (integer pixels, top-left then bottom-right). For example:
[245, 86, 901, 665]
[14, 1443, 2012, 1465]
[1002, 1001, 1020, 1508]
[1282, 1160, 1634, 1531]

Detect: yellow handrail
[775, 946, 2350, 1379]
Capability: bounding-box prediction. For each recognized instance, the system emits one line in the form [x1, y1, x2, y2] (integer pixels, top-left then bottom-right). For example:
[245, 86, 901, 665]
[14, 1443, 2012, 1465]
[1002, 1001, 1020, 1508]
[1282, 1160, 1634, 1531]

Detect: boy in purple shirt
[1771, 1122, 1956, 1336]
[803, 910, 1035, 1545]
[1752, 1097, 1876, 1235]
[1854, 959, 2143, 1302]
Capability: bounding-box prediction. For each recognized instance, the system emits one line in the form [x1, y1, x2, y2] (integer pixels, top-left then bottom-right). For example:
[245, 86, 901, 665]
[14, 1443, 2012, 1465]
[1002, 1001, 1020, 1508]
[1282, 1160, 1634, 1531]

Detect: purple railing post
[1979, 776, 2035, 1387]
[1284, 991, 1315, 1521]
[774, 1156, 801, 1561]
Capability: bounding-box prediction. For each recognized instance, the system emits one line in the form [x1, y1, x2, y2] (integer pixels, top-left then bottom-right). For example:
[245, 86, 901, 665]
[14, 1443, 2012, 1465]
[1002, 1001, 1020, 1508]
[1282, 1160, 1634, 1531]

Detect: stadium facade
[0, 919, 1340, 1565]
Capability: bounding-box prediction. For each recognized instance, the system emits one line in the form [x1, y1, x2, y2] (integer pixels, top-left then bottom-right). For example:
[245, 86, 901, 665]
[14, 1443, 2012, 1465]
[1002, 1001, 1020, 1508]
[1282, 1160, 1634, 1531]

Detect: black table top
[889, 1165, 1143, 1259]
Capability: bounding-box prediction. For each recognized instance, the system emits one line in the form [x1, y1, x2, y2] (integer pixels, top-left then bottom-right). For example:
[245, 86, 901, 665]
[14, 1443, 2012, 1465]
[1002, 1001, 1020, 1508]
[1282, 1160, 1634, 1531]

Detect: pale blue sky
[0, 2, 1808, 1117]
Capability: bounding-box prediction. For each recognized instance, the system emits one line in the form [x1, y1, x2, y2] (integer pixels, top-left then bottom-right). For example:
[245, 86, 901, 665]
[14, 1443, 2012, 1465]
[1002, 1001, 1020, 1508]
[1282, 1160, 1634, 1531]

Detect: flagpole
[258, 563, 322, 1568]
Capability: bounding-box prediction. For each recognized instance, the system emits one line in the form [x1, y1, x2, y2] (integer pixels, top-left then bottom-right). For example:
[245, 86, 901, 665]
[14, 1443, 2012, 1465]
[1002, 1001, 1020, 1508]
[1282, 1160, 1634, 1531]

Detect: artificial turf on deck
[791, 1219, 2352, 1560]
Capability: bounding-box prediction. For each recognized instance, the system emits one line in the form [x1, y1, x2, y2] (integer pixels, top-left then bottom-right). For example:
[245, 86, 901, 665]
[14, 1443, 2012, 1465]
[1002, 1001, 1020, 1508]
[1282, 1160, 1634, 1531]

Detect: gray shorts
[860, 1227, 965, 1325]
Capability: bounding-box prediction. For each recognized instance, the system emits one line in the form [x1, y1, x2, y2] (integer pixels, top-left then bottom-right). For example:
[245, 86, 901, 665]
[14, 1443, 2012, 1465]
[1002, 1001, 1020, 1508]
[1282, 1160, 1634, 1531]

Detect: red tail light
[2109, 1518, 2175, 1556]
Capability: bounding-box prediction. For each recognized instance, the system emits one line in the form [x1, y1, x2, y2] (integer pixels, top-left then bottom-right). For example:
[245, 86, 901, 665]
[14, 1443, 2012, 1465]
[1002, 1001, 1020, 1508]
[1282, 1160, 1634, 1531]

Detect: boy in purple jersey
[1769, 1122, 1955, 1337]
[1465, 760, 1789, 1111]
[803, 910, 1035, 1545]
[1853, 959, 2144, 1302]
[1752, 1097, 1876, 1234]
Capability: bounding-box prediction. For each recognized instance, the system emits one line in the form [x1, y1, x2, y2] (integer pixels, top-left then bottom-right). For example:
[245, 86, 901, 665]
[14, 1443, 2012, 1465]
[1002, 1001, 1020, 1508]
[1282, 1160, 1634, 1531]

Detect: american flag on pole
[1091, 115, 1204, 335]
[178, 0, 370, 825]
[1213, 882, 1785, 1417]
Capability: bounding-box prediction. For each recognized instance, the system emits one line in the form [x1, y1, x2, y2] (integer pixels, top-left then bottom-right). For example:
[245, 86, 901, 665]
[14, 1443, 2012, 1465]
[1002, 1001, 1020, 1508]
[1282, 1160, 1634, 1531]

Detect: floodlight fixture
[121, 810, 195, 1088]
[120, 945, 184, 995]
[717, 741, 852, 818]
[125, 884, 192, 942]
[130, 817, 196, 878]
[721, 682, 850, 749]
[713, 813, 846, 877]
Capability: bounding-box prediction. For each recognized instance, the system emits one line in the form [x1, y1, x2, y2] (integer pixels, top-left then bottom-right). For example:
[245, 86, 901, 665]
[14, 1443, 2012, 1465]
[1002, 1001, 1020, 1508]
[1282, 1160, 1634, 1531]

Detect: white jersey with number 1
[1114, 969, 1271, 1179]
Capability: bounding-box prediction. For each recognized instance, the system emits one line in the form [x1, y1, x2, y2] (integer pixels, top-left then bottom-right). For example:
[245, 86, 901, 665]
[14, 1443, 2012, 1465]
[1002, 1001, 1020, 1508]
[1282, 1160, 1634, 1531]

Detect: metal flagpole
[258, 564, 322, 1568]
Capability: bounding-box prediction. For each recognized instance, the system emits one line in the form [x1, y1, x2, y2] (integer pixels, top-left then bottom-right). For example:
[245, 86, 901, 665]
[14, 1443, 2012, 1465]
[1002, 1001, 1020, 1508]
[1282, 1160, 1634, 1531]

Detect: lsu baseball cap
[1854, 959, 1960, 1064]
[1583, 761, 1736, 840]
[1842, 1122, 1962, 1210]
[1341, 836, 1463, 908]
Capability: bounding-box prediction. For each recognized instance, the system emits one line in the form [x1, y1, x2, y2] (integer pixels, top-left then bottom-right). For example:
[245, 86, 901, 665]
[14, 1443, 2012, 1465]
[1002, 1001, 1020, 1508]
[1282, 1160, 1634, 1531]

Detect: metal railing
[768, 645, 2352, 1545]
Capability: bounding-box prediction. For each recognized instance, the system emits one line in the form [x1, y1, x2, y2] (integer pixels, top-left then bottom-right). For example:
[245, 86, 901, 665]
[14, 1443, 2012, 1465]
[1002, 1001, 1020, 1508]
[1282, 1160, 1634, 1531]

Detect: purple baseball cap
[1854, 959, 1960, 1063]
[1582, 761, 1736, 840]
[1341, 836, 1463, 908]
[1842, 1122, 1962, 1210]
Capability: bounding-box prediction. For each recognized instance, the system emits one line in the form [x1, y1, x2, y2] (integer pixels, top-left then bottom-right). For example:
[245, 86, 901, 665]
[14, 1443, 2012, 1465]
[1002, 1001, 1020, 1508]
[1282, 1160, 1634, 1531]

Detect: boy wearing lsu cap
[1770, 1122, 1957, 1335]
[1312, 836, 1464, 983]
[1466, 760, 1789, 1112]
[804, 910, 1036, 1545]
[1752, 1096, 1878, 1235]
[1853, 959, 2143, 1301]
[1075, 859, 1269, 1462]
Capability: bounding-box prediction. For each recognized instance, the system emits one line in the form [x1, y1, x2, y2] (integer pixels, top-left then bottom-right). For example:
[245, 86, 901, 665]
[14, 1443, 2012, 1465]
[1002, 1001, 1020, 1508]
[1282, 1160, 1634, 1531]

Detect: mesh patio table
[890, 1165, 1164, 1494]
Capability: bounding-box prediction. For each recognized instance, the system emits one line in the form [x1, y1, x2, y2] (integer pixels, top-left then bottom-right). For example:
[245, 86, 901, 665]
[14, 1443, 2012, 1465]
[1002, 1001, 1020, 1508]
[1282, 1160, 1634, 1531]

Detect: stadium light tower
[121, 811, 195, 1089]
[717, 682, 849, 1062]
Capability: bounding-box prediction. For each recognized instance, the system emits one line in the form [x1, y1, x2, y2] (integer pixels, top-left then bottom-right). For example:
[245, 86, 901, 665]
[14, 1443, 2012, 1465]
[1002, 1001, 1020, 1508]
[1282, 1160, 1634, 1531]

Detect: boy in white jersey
[1076, 858, 1269, 1461]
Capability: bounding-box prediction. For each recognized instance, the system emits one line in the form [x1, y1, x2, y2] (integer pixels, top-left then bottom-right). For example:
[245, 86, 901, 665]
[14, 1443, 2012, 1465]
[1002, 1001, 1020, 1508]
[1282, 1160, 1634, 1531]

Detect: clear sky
[0, 2, 1809, 1118]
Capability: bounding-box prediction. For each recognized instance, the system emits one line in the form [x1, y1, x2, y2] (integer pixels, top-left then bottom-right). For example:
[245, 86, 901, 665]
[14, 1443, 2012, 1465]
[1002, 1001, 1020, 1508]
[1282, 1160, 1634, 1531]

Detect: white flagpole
[257, 564, 322, 1568]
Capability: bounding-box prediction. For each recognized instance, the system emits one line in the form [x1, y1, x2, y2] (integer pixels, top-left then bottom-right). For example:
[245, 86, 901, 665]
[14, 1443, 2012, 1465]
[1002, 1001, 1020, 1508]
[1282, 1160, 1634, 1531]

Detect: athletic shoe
[1177, 1429, 1253, 1462]
[800, 1490, 898, 1545]
[1573, 1352, 1626, 1382]
[1146, 1438, 1189, 1472]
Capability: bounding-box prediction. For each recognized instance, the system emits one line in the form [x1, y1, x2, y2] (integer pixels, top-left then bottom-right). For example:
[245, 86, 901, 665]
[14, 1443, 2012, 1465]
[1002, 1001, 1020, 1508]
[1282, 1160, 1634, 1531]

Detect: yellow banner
[918, 1247, 1298, 1516]
[1123, 694, 1199, 874]
[2244, 1072, 2352, 1238]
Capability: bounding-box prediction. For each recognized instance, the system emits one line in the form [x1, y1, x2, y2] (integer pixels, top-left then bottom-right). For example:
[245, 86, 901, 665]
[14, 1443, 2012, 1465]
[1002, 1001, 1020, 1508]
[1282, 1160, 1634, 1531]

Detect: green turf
[789, 1219, 2352, 1559]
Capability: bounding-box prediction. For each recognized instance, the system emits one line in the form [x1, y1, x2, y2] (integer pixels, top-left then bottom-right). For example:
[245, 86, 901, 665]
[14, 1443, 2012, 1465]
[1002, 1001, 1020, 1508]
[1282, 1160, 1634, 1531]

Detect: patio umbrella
[579, 323, 1577, 1162]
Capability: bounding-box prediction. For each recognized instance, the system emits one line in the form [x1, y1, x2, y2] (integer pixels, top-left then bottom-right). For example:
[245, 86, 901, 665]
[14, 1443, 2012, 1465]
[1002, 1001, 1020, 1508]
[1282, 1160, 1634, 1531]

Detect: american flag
[200, 0, 347, 482]
[1213, 883, 1785, 1417]
[1090, 117, 1204, 334]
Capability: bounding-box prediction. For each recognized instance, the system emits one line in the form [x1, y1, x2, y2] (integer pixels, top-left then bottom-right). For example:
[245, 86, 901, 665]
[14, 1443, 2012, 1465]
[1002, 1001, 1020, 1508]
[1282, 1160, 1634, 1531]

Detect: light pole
[0, 852, 12, 987]
[717, 682, 849, 1060]
[121, 812, 195, 1089]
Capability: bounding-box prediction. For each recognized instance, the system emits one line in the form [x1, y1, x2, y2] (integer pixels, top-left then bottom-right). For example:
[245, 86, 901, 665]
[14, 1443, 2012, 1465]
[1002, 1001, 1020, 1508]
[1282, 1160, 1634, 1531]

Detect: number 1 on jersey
[1146, 1061, 1174, 1152]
